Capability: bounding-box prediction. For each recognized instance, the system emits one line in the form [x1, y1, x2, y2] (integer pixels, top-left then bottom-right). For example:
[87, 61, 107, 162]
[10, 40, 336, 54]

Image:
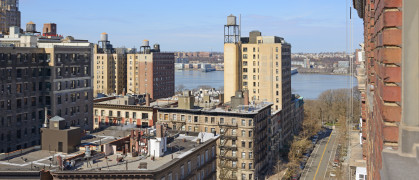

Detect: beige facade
[157, 103, 272, 180]
[0, 0, 20, 34]
[93, 45, 127, 96]
[224, 32, 292, 112]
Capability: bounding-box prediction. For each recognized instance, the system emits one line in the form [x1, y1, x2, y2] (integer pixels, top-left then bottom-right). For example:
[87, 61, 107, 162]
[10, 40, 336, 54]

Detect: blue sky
[20, 0, 363, 53]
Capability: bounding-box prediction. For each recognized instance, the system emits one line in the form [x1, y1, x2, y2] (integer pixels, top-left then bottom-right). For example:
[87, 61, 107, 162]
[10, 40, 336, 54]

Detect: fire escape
[218, 122, 238, 180]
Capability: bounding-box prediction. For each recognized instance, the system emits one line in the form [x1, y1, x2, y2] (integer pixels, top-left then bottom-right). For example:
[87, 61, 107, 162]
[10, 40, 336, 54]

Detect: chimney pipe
[243, 90, 249, 105]
[145, 93, 150, 106]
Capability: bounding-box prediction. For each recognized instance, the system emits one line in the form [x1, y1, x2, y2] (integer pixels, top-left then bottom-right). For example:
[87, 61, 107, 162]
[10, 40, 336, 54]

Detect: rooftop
[77, 132, 217, 172]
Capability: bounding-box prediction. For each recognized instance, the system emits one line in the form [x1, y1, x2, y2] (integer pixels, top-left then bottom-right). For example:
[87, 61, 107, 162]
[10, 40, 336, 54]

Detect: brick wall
[361, 0, 403, 179]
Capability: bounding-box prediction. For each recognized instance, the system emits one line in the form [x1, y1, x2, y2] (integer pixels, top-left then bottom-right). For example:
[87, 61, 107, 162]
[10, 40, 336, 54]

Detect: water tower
[26, 21, 36, 33]
[224, 14, 240, 43]
[98, 32, 113, 53]
[140, 40, 151, 54]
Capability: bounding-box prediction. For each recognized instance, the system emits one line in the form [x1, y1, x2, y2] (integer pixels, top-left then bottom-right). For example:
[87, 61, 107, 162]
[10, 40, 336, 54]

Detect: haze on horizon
[20, 0, 363, 53]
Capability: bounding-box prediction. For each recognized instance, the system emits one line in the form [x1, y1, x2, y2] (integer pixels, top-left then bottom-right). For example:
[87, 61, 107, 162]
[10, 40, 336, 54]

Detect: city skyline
[20, 0, 363, 53]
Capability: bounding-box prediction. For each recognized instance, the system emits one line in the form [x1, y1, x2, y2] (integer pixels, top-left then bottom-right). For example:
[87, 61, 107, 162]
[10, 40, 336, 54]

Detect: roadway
[300, 128, 338, 180]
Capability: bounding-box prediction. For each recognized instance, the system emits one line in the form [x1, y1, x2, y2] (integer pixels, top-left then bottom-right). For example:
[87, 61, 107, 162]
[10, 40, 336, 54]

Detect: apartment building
[157, 91, 272, 180]
[127, 40, 174, 99]
[224, 21, 292, 113]
[354, 0, 419, 179]
[93, 33, 127, 96]
[0, 0, 20, 34]
[93, 95, 156, 130]
[0, 24, 93, 153]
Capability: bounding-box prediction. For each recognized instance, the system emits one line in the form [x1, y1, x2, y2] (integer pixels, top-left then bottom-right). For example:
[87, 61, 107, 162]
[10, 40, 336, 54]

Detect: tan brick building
[224, 30, 292, 112]
[93, 33, 127, 96]
[354, 0, 419, 179]
[157, 92, 272, 180]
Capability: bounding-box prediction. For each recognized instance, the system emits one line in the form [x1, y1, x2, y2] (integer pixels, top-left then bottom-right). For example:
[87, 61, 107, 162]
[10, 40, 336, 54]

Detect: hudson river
[175, 70, 358, 99]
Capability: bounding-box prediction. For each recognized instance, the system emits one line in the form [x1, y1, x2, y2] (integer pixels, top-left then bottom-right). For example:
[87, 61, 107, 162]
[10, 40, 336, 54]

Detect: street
[300, 128, 338, 180]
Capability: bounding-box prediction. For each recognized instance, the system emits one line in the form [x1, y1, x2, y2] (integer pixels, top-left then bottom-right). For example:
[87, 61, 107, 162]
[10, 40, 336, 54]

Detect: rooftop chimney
[145, 93, 150, 106]
[243, 90, 249, 105]
[156, 124, 163, 138]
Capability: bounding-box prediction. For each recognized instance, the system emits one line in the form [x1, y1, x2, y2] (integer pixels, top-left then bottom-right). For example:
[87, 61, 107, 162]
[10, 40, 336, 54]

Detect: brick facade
[355, 0, 404, 179]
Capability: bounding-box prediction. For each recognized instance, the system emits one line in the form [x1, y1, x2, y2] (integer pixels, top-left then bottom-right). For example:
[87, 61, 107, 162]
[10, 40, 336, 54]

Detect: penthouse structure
[0, 23, 93, 153]
[93, 33, 127, 96]
[157, 91, 272, 179]
[354, 0, 419, 179]
[127, 40, 174, 99]
[0, 0, 20, 34]
[92, 95, 157, 130]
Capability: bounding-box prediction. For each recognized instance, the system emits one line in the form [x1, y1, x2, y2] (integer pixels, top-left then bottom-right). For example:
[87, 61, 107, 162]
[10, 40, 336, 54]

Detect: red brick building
[354, 0, 419, 179]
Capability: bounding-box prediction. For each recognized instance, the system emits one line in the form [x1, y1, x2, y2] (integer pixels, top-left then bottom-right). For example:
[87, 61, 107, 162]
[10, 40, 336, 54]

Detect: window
[243, 68, 248, 73]
[241, 119, 246, 126]
[142, 113, 148, 119]
[109, 110, 113, 116]
[133, 112, 137, 119]
[205, 117, 208, 123]
[181, 165, 184, 179]
[220, 118, 224, 124]
[243, 47, 247, 52]
[232, 161, 237, 168]
[194, 116, 198, 123]
[232, 150, 237, 157]
[242, 141, 245, 147]
[249, 163, 253, 169]
[242, 163, 246, 169]
[242, 130, 246, 137]
[249, 131, 253, 137]
[172, 114, 177, 120]
[187, 161, 191, 174]
[211, 117, 215, 123]
[249, 152, 253, 159]
[249, 120, 253, 126]
[243, 54, 248, 59]
[241, 152, 246, 158]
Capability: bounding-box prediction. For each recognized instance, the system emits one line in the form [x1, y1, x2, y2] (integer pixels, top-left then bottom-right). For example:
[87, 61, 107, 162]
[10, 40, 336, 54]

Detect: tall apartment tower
[93, 33, 127, 96]
[0, 0, 21, 34]
[354, 0, 419, 179]
[127, 40, 174, 99]
[0, 26, 94, 153]
[223, 15, 292, 112]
